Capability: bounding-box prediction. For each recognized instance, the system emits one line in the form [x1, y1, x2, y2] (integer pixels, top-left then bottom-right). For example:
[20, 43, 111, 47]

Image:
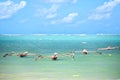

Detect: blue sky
[0, 0, 120, 34]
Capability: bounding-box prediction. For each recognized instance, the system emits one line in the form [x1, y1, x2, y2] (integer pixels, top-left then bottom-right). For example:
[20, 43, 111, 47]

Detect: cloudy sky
[0, 0, 120, 34]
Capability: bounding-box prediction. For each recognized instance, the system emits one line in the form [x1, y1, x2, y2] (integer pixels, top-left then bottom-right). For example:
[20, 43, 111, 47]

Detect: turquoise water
[0, 34, 120, 80]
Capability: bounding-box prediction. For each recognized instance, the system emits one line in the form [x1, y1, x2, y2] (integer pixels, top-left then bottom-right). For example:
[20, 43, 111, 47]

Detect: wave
[25, 34, 88, 37]
[0, 34, 23, 36]
[81, 42, 87, 44]
[1, 34, 120, 37]
[96, 34, 120, 36]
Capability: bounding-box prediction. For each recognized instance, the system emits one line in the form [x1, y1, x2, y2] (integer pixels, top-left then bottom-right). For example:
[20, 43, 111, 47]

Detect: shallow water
[0, 34, 120, 80]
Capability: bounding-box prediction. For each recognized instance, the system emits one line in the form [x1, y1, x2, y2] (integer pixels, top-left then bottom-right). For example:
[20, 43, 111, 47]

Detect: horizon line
[0, 33, 120, 36]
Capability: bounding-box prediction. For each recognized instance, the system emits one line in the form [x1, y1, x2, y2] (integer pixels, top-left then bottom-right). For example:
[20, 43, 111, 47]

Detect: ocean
[0, 34, 120, 80]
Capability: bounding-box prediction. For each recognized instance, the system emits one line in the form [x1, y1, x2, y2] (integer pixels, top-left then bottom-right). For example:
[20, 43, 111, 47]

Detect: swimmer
[107, 46, 111, 50]
[82, 49, 88, 54]
[35, 54, 43, 61]
[3, 51, 16, 57]
[69, 52, 75, 60]
[98, 46, 119, 50]
[51, 52, 58, 60]
[3, 53, 9, 57]
[18, 51, 28, 57]
[71, 53, 75, 59]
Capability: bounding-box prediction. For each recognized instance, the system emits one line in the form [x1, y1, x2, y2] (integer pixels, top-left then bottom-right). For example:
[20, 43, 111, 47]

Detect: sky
[0, 0, 120, 34]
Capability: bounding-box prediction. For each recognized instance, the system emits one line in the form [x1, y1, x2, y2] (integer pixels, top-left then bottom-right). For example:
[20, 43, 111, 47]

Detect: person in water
[70, 52, 75, 60]
[3, 53, 9, 57]
[67, 52, 75, 60]
[105, 46, 112, 50]
[18, 51, 28, 57]
[35, 54, 43, 61]
[98, 46, 119, 50]
[3, 51, 15, 57]
[51, 52, 58, 60]
[82, 49, 88, 54]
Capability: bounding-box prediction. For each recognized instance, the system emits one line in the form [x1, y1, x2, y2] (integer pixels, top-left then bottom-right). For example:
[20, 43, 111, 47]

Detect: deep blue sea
[0, 34, 120, 80]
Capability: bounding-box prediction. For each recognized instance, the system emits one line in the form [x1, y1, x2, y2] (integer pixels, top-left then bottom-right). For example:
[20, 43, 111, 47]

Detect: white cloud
[45, 0, 77, 4]
[45, 0, 66, 3]
[0, 0, 26, 19]
[51, 12, 78, 24]
[46, 4, 59, 19]
[62, 13, 78, 23]
[88, 0, 120, 20]
[36, 4, 59, 19]
[36, 0, 77, 19]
